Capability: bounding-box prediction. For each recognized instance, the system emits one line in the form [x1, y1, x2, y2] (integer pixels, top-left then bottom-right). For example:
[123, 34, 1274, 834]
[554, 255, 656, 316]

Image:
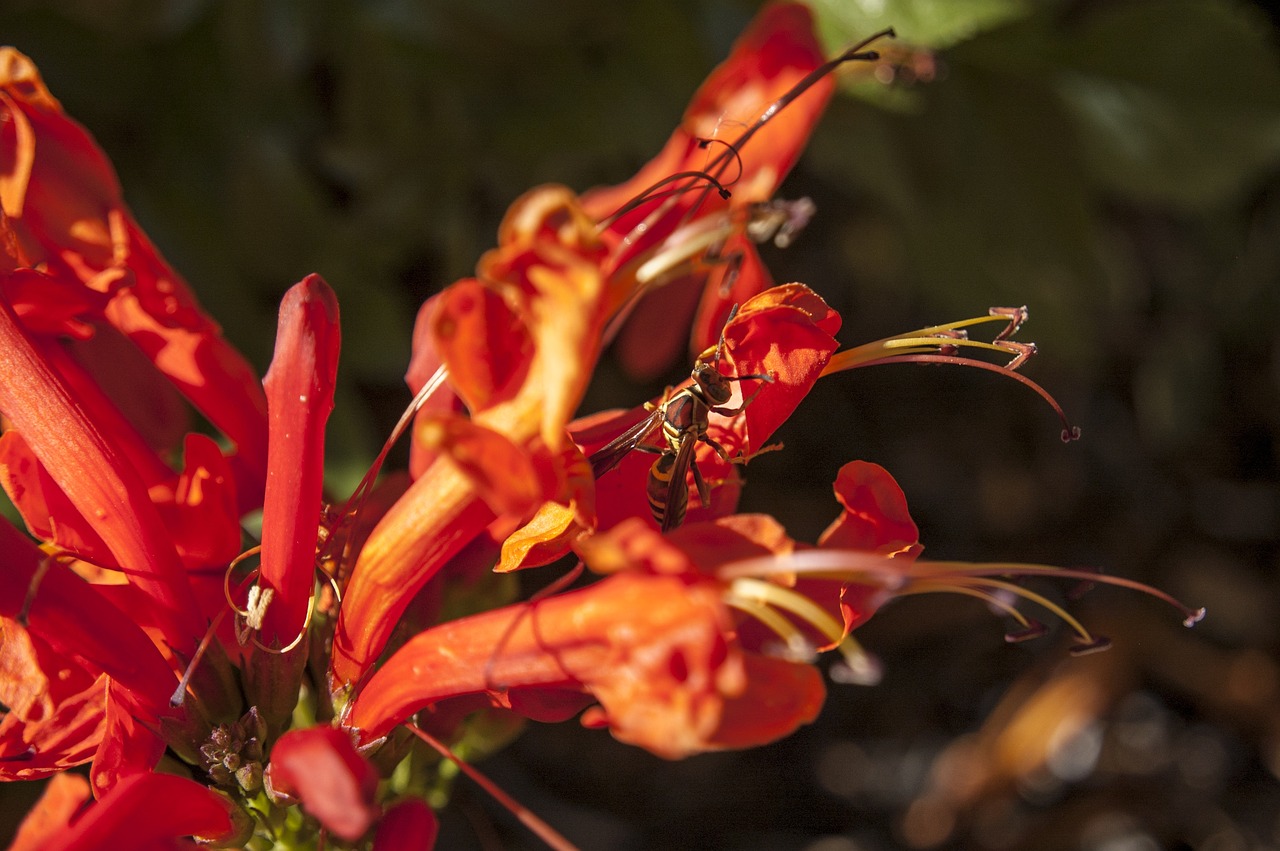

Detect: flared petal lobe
[331, 187, 605, 688]
[265, 727, 380, 842]
[579, 284, 839, 533]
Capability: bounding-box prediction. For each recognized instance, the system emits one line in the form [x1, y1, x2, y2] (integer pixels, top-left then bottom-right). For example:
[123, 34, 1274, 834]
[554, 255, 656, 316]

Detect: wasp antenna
[713, 303, 742, 365]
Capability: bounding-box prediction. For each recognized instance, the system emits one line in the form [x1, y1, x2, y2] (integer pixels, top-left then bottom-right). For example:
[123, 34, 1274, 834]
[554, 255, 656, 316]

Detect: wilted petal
[265, 726, 380, 842]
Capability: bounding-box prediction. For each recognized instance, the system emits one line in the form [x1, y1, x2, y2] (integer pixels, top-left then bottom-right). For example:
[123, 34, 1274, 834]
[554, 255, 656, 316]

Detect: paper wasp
[589, 307, 772, 532]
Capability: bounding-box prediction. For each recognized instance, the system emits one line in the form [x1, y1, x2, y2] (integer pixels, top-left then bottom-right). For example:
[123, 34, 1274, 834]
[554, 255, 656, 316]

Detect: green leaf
[808, 0, 1034, 49]
[1054, 0, 1280, 208]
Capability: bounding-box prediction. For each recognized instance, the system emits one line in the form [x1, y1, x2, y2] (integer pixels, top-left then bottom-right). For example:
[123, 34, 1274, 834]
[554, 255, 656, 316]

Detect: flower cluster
[0, 5, 1200, 849]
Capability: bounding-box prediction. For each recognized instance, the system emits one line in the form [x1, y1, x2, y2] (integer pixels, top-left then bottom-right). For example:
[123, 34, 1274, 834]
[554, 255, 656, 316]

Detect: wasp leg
[702, 436, 734, 463]
[690, 455, 711, 508]
[710, 373, 773, 417]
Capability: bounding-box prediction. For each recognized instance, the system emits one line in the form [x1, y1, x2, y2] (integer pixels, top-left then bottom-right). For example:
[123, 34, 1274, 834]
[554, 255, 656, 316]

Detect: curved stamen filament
[950, 575, 1099, 648]
[819, 308, 1082, 441]
[907, 561, 1207, 627]
[723, 589, 816, 660]
[823, 310, 1036, 374]
[895, 580, 1038, 631]
[726, 576, 847, 648]
[718, 550, 1205, 635]
[826, 351, 1080, 442]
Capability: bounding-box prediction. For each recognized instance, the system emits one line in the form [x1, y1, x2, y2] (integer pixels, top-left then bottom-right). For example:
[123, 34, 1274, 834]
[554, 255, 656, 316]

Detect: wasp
[589, 308, 773, 532]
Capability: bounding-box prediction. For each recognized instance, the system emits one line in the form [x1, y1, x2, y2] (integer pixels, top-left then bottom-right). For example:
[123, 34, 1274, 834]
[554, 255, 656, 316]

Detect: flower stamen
[717, 550, 1204, 661]
[821, 307, 1082, 442]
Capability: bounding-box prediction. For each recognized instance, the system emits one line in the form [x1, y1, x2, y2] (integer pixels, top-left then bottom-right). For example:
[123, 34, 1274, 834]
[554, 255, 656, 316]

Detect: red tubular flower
[345, 564, 825, 760]
[578, 3, 880, 376]
[330, 186, 607, 688]
[0, 7, 1204, 848]
[0, 48, 269, 504]
[241, 275, 340, 735]
[255, 275, 340, 644]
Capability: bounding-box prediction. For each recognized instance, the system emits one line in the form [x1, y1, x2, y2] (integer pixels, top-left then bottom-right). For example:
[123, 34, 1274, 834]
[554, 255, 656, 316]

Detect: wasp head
[692, 360, 733, 405]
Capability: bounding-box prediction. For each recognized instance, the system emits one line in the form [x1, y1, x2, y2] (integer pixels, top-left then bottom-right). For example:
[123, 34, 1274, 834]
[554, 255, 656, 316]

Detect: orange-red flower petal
[265, 726, 380, 842]
[35, 771, 234, 850]
[258, 274, 340, 645]
[0, 296, 197, 653]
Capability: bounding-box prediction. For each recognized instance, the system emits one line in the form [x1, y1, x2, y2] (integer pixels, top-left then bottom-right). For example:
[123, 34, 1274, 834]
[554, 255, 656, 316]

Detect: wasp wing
[588, 408, 663, 480]
[658, 431, 698, 532]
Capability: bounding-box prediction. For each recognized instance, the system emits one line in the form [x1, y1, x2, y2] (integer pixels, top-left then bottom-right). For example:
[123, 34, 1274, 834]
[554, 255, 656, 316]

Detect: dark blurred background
[2, 0, 1278, 848]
